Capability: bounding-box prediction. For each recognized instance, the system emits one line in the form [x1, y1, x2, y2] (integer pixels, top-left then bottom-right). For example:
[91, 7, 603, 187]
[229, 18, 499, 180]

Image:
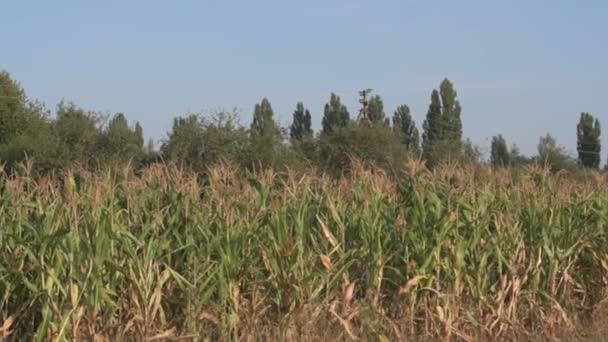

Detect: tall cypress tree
[392, 104, 420, 155]
[368, 95, 388, 125]
[439, 79, 462, 145]
[290, 102, 312, 142]
[422, 89, 442, 163]
[251, 98, 278, 138]
[577, 112, 601, 168]
[134, 122, 144, 149]
[321, 93, 349, 135]
[422, 78, 463, 165]
[491, 134, 510, 167]
[249, 98, 281, 168]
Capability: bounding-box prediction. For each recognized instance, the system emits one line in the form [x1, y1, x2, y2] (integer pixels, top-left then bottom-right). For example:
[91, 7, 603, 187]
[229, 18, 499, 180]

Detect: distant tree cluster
[0, 69, 604, 175]
[0, 71, 154, 172]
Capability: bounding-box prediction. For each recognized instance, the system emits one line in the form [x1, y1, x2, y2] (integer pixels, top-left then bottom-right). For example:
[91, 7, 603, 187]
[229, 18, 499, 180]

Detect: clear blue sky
[2, 0, 607, 158]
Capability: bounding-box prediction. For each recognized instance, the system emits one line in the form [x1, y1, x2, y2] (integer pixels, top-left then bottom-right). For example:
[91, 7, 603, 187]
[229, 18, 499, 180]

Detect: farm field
[1, 161, 607, 341]
[3, 0, 608, 340]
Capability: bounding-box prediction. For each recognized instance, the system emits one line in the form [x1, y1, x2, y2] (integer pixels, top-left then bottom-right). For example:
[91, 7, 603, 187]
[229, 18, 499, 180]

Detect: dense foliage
[0, 70, 604, 174]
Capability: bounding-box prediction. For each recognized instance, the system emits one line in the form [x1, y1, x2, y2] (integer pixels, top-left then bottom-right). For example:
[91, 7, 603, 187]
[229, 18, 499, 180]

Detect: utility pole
[357, 88, 373, 123]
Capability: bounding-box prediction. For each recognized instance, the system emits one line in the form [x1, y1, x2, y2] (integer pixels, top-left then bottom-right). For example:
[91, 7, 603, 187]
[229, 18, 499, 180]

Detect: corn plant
[0, 162, 607, 341]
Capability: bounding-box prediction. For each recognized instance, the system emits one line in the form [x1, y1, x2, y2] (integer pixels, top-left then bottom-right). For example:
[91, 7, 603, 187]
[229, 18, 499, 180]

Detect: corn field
[1, 160, 607, 341]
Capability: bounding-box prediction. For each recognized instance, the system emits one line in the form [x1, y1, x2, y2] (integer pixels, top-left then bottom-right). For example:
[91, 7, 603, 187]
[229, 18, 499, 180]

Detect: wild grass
[0, 160, 607, 341]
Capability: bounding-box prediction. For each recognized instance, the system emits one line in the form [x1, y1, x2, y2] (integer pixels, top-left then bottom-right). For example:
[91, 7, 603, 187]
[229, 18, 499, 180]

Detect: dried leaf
[0, 316, 13, 336]
[149, 327, 176, 341]
[320, 254, 332, 270]
[343, 282, 355, 306]
[400, 275, 426, 295]
[199, 312, 220, 325]
[436, 306, 445, 323]
[317, 215, 338, 248]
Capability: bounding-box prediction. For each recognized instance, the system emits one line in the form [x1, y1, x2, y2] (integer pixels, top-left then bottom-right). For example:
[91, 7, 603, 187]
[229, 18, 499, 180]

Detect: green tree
[422, 90, 442, 162]
[201, 111, 248, 166]
[134, 122, 144, 149]
[0, 70, 29, 144]
[0, 71, 62, 171]
[100, 113, 145, 165]
[54, 101, 103, 166]
[440, 79, 463, 143]
[248, 98, 282, 168]
[319, 124, 407, 176]
[537, 134, 576, 172]
[462, 138, 481, 164]
[392, 105, 420, 155]
[0, 109, 61, 172]
[251, 98, 279, 137]
[161, 114, 205, 170]
[422, 79, 463, 166]
[507, 145, 530, 166]
[288, 102, 316, 165]
[576, 112, 601, 169]
[368, 95, 388, 125]
[139, 138, 161, 167]
[491, 134, 510, 167]
[289, 102, 312, 142]
[321, 93, 349, 135]
[159, 111, 251, 172]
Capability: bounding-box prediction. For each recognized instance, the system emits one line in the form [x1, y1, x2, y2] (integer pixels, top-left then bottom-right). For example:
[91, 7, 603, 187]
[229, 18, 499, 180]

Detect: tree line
[0, 70, 604, 175]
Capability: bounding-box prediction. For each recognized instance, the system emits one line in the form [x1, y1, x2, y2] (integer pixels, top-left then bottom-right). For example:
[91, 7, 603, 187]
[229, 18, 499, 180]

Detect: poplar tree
[491, 134, 510, 167]
[392, 104, 420, 155]
[321, 93, 349, 135]
[422, 78, 463, 166]
[577, 112, 601, 168]
[368, 95, 388, 125]
[289, 102, 312, 142]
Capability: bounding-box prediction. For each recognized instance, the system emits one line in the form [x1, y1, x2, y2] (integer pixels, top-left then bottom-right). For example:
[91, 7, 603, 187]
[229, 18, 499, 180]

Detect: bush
[319, 124, 410, 176]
